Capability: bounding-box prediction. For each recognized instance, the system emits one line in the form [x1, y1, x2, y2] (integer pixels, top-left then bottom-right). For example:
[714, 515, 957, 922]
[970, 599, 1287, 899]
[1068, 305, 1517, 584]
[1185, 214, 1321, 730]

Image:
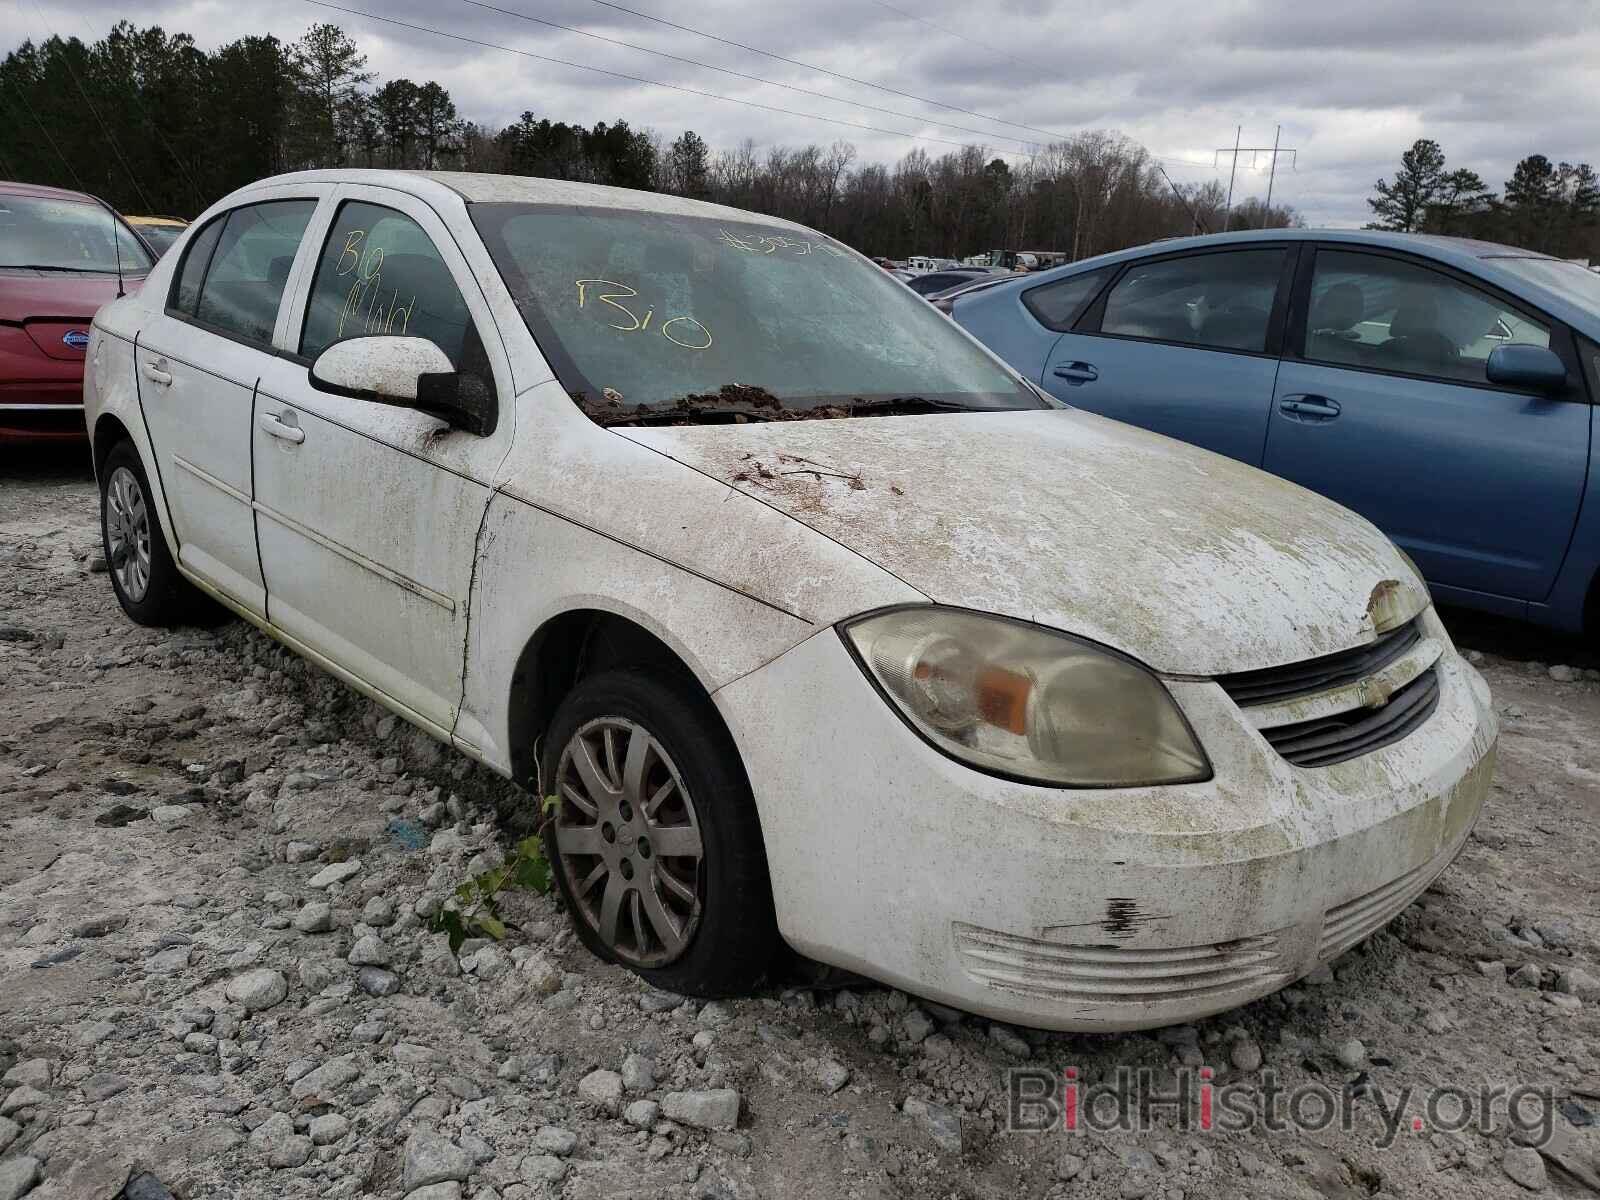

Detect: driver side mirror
[309, 335, 497, 436]
[1485, 344, 1568, 394]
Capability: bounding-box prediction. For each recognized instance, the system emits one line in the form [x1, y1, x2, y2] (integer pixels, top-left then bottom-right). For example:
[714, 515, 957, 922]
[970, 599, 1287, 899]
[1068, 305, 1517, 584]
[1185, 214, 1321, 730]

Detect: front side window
[471, 204, 1042, 423]
[0, 193, 153, 274]
[1303, 250, 1551, 385]
[300, 201, 481, 375]
[1099, 250, 1284, 353]
[190, 200, 316, 345]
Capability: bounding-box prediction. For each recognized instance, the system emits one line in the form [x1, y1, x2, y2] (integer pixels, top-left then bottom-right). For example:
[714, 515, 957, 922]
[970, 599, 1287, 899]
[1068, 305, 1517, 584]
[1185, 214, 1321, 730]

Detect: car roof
[0, 179, 103, 204]
[235, 169, 817, 234]
[957, 227, 1599, 338]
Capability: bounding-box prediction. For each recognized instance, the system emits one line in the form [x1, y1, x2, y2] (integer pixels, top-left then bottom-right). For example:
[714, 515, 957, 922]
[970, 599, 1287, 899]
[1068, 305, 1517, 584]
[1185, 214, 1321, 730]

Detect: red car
[1, 181, 153, 443]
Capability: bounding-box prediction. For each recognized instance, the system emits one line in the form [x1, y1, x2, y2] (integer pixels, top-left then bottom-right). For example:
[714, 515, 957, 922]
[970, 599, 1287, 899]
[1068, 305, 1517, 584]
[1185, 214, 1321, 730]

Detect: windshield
[134, 224, 184, 256]
[470, 204, 1043, 423]
[0, 194, 154, 272]
[1492, 256, 1600, 313]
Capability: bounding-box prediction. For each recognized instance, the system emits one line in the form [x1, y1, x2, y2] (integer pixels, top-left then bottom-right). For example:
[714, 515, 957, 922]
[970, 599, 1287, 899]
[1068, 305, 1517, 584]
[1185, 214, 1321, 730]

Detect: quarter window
[1023, 268, 1111, 331]
[1100, 250, 1284, 352]
[186, 200, 316, 345]
[170, 216, 224, 317]
[1303, 250, 1552, 386]
[300, 201, 478, 372]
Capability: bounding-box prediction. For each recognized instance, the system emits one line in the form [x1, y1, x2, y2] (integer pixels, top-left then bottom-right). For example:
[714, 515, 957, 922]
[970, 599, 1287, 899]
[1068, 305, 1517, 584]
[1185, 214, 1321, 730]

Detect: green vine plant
[431, 783, 559, 954]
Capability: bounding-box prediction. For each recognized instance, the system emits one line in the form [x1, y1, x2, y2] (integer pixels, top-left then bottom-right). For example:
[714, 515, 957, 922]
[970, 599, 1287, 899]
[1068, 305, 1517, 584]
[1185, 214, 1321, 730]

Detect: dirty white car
[84, 171, 1497, 1031]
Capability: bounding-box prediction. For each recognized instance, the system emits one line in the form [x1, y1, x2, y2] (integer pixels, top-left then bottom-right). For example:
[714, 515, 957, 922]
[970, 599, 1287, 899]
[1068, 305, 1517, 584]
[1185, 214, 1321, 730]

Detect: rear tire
[99, 440, 212, 626]
[540, 669, 778, 997]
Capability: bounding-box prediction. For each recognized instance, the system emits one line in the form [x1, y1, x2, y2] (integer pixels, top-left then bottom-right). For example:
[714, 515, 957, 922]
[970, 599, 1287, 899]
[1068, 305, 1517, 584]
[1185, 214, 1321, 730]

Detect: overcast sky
[6, 0, 1597, 225]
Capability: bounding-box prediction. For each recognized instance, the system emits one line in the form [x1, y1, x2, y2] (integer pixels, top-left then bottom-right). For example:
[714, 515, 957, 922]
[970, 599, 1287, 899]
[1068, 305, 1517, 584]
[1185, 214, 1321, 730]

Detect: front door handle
[1051, 361, 1099, 385]
[1278, 394, 1341, 421]
[258, 411, 305, 444]
[142, 359, 172, 387]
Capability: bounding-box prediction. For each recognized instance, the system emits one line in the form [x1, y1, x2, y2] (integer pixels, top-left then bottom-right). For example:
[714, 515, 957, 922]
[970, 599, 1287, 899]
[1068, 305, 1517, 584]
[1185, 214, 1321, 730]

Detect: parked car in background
[905, 255, 938, 273]
[953, 229, 1600, 637]
[85, 171, 1494, 1030]
[903, 266, 992, 296]
[1, 180, 151, 443]
[125, 215, 190, 257]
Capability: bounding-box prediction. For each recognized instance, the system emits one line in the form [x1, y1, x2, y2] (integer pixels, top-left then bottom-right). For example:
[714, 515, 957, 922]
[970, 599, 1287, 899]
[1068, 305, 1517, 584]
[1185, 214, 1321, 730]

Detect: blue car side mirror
[1485, 344, 1567, 393]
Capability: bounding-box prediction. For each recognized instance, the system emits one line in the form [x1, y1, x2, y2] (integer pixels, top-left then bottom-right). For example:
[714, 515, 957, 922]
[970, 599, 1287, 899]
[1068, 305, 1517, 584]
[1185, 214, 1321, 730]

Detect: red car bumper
[0, 324, 89, 443]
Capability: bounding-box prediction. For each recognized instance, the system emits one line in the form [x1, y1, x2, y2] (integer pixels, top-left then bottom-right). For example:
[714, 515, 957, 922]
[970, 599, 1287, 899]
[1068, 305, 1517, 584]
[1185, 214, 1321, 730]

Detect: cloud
[6, 0, 1595, 225]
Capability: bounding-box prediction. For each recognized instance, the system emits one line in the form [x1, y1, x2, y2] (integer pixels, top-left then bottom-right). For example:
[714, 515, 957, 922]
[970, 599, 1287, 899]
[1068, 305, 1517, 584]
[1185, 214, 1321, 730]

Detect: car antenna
[103, 197, 125, 298]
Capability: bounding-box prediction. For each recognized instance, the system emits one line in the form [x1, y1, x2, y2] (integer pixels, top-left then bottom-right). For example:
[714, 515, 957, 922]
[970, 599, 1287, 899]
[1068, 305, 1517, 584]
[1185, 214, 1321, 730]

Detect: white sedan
[84, 170, 1496, 1031]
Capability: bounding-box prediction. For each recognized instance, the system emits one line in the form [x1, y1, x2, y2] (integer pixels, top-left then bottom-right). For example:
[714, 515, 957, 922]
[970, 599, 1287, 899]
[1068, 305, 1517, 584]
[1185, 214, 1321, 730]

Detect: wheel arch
[505, 608, 741, 792]
[91, 412, 133, 482]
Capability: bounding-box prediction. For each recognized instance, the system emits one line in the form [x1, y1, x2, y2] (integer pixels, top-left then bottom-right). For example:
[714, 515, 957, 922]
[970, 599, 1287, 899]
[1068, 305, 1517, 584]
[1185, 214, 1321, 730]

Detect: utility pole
[1262, 124, 1282, 228]
[1223, 125, 1240, 230]
[1214, 127, 1298, 232]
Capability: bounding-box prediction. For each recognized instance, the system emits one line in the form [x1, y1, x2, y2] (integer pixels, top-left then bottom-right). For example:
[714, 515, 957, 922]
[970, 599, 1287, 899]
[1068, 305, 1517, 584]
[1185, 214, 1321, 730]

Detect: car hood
[621, 408, 1429, 676]
[0, 271, 141, 325]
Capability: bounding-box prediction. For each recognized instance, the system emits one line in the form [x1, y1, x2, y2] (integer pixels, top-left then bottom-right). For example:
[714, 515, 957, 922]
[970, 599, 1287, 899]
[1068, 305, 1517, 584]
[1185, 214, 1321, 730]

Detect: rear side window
[170, 217, 224, 316]
[1099, 250, 1285, 352]
[179, 200, 316, 346]
[300, 201, 478, 371]
[1023, 268, 1110, 331]
[1303, 250, 1552, 386]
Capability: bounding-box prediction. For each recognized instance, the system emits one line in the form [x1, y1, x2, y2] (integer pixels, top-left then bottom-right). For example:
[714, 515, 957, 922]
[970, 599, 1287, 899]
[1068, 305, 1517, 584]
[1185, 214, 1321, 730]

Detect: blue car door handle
[1052, 361, 1098, 385]
[1279, 394, 1341, 421]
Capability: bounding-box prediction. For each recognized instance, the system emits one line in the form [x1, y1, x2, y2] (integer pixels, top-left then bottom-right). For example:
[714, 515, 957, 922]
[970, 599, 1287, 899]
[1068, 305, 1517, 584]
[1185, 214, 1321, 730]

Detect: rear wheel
[541, 669, 778, 996]
[100, 440, 211, 626]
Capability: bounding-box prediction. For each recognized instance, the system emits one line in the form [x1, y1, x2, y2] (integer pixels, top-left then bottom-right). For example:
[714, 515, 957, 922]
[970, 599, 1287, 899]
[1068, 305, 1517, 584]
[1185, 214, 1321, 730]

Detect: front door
[251, 187, 513, 738]
[135, 196, 317, 615]
[1263, 247, 1590, 604]
[1040, 245, 1292, 465]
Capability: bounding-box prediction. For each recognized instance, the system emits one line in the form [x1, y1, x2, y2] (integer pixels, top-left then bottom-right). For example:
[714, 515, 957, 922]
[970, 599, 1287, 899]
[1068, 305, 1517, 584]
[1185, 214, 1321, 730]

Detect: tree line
[1367, 139, 1599, 260]
[1, 20, 1298, 259]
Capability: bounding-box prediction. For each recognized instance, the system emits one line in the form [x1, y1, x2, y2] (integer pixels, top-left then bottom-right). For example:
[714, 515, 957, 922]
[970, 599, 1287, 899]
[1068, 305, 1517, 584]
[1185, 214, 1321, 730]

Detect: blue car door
[1037, 245, 1295, 465]
[1262, 246, 1590, 606]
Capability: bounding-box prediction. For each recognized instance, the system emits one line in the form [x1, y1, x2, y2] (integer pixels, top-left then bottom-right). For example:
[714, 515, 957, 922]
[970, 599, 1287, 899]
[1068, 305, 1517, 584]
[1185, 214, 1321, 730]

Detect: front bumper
[715, 615, 1496, 1032]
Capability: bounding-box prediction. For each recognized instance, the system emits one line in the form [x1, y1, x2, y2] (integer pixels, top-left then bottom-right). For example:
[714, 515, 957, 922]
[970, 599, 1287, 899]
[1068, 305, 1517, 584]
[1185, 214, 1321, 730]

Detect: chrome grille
[1217, 620, 1422, 707]
[1258, 666, 1440, 768]
[954, 923, 1288, 1004]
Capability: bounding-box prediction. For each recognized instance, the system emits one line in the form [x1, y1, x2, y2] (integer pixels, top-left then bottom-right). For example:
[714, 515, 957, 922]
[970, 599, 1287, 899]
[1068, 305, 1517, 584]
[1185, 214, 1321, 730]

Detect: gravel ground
[2, 446, 1599, 1200]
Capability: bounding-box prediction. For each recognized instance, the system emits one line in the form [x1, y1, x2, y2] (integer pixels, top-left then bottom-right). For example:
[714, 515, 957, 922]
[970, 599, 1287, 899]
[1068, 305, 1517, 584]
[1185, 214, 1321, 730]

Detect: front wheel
[540, 669, 778, 997]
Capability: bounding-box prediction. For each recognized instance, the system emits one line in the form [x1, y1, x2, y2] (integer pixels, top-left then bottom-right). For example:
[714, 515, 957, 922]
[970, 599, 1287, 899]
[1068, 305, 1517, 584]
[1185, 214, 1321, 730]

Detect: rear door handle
[1279, 394, 1341, 421]
[258, 411, 305, 444]
[1051, 361, 1099, 385]
[142, 360, 172, 387]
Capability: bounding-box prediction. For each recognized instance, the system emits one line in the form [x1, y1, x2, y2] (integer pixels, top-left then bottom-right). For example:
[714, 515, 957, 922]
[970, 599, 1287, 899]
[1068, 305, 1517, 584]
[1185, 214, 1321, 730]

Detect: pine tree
[1366, 139, 1447, 232]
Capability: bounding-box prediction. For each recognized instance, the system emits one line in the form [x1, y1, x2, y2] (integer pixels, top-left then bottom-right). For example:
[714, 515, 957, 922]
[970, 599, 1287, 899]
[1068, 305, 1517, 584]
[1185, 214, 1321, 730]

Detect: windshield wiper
[602, 406, 779, 427]
[846, 396, 976, 415]
[2, 263, 117, 273]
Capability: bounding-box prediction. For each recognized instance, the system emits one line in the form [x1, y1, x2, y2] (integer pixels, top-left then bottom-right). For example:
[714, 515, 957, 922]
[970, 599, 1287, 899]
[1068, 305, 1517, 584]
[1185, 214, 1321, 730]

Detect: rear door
[1263, 246, 1590, 603]
[1039, 245, 1294, 465]
[251, 186, 514, 738]
[135, 192, 318, 615]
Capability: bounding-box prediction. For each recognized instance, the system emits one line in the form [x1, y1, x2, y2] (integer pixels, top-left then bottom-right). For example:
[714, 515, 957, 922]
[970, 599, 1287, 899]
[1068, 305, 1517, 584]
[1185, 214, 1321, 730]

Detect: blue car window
[1305, 250, 1551, 386]
[1022, 268, 1112, 331]
[1100, 250, 1283, 352]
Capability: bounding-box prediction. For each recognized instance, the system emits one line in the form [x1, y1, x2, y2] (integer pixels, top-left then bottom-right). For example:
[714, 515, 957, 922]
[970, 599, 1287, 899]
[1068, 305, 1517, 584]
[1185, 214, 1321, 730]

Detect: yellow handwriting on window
[575, 279, 711, 351]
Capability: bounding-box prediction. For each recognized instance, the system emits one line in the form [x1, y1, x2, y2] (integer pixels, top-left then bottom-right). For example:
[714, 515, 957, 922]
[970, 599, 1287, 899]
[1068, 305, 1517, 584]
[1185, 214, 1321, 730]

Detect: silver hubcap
[553, 717, 704, 968]
[105, 466, 151, 602]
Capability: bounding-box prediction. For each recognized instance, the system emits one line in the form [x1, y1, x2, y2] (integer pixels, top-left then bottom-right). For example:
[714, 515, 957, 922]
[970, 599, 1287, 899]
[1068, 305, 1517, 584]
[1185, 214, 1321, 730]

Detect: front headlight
[841, 607, 1210, 788]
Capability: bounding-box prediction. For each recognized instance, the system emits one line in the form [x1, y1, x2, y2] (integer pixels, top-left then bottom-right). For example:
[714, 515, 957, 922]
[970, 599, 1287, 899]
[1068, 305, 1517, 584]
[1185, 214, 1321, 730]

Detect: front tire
[540, 669, 778, 997]
[99, 440, 209, 626]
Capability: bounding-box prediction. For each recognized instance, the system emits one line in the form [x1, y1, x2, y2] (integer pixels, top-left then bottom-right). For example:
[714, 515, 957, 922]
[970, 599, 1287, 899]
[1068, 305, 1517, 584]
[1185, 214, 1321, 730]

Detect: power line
[579, 0, 1079, 145]
[302, 0, 1027, 155]
[457, 0, 1041, 148]
[867, 0, 1037, 74]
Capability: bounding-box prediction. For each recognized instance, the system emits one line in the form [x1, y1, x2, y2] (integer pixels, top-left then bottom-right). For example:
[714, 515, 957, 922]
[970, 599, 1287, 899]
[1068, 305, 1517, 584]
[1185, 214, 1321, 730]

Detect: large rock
[402, 1130, 473, 1192]
[347, 935, 391, 967]
[902, 1097, 963, 1154]
[1, 1061, 49, 1090]
[577, 1070, 624, 1116]
[224, 968, 287, 1012]
[1502, 1145, 1548, 1191]
[661, 1088, 741, 1131]
[289, 1055, 360, 1101]
[307, 860, 362, 889]
[249, 1112, 313, 1168]
[0, 1157, 40, 1200]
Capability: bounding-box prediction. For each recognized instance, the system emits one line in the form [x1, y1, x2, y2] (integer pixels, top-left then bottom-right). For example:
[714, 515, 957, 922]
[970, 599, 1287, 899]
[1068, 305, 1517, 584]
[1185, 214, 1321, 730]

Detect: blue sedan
[952, 229, 1600, 637]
